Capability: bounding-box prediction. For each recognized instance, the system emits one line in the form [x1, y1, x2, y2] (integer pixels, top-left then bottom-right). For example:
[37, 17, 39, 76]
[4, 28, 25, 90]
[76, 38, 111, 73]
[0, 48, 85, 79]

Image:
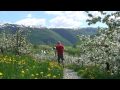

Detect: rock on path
[63, 68, 81, 79]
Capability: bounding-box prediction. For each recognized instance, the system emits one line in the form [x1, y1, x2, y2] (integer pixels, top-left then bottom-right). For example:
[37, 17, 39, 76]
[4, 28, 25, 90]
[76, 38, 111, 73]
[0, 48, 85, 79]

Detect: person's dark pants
[57, 54, 64, 64]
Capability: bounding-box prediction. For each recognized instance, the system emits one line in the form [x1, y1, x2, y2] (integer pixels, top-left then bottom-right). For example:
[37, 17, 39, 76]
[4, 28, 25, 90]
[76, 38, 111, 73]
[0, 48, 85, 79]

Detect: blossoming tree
[77, 11, 120, 75]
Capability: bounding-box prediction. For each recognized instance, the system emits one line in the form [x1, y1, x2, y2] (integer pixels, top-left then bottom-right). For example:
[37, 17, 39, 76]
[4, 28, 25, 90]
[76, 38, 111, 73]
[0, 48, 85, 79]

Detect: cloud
[27, 14, 32, 18]
[46, 11, 116, 28]
[16, 18, 46, 27]
[49, 16, 83, 28]
[46, 11, 88, 28]
[15, 14, 46, 27]
[46, 11, 88, 21]
[89, 11, 102, 17]
[45, 11, 65, 16]
[14, 11, 116, 28]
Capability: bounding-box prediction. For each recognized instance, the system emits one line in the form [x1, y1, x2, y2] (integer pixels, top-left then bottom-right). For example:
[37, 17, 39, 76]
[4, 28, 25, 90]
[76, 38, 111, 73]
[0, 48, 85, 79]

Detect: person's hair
[57, 41, 61, 44]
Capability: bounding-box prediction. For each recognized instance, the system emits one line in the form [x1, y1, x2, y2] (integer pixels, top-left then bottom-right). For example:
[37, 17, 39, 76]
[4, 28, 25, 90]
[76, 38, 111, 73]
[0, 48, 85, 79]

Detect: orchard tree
[0, 26, 32, 55]
[13, 26, 32, 55]
[77, 11, 120, 74]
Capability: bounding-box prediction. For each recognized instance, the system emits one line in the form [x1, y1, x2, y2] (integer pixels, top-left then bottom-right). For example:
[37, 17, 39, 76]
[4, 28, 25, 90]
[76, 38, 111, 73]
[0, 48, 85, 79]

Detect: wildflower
[53, 75, 56, 78]
[0, 72, 3, 76]
[9, 58, 12, 61]
[47, 74, 51, 77]
[48, 68, 51, 71]
[3, 58, 6, 61]
[40, 72, 43, 74]
[36, 73, 39, 76]
[31, 74, 35, 77]
[21, 70, 25, 74]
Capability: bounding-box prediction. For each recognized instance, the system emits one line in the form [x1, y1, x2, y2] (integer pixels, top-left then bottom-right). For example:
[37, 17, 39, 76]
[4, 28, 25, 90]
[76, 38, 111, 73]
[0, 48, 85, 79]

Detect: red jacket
[55, 44, 64, 55]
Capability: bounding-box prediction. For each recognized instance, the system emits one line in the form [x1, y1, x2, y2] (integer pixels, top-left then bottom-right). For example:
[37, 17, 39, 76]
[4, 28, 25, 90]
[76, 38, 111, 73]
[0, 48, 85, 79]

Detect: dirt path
[63, 68, 81, 79]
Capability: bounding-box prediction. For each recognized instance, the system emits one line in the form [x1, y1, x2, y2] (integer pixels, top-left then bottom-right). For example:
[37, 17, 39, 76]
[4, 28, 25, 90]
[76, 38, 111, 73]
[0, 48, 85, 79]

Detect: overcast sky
[0, 11, 115, 28]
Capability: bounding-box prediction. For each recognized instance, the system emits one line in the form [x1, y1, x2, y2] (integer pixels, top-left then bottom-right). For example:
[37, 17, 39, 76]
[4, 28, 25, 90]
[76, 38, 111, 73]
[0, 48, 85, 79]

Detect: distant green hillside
[51, 28, 78, 44]
[73, 27, 98, 36]
[27, 28, 72, 45]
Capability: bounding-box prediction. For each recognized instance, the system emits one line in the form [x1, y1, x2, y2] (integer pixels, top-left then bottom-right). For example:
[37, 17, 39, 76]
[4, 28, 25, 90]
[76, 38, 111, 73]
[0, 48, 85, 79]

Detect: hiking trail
[63, 68, 81, 79]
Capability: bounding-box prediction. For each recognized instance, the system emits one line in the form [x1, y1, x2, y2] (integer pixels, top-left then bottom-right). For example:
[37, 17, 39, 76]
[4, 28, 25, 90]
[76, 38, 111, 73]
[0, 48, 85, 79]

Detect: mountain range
[0, 23, 98, 45]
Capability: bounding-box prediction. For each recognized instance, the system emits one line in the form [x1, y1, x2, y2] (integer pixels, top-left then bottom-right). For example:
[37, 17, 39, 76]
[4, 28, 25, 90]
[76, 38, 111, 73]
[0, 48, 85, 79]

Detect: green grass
[65, 46, 80, 56]
[0, 54, 63, 79]
[67, 64, 81, 72]
[67, 64, 120, 79]
[32, 45, 52, 54]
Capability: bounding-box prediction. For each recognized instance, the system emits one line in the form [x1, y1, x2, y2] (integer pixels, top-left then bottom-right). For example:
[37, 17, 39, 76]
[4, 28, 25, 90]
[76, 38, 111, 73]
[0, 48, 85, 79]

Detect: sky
[0, 11, 116, 28]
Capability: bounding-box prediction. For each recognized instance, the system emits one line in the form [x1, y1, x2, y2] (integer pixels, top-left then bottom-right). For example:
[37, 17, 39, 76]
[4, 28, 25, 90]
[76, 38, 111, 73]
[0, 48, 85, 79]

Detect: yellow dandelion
[3, 58, 6, 61]
[47, 74, 51, 77]
[40, 72, 43, 74]
[36, 73, 39, 76]
[48, 68, 51, 71]
[31, 74, 35, 77]
[53, 75, 56, 78]
[0, 72, 3, 76]
[9, 58, 12, 61]
[21, 70, 25, 74]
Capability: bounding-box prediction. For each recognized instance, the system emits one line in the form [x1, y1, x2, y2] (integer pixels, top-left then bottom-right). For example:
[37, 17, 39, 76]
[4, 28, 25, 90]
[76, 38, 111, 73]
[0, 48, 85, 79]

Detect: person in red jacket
[55, 41, 64, 66]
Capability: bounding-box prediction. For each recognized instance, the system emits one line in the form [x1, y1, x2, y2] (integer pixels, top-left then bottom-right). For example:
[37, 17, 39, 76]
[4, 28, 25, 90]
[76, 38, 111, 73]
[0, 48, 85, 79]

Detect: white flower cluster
[76, 27, 120, 74]
[0, 29, 32, 54]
